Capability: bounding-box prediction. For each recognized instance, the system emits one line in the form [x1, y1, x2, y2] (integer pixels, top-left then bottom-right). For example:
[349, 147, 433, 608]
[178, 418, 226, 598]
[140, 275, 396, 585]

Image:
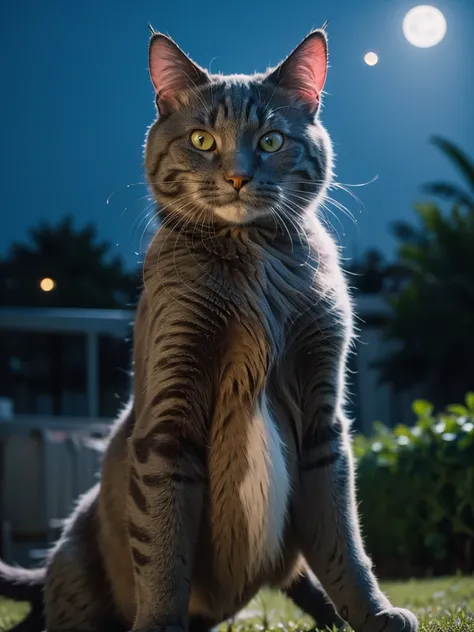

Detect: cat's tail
[0, 560, 45, 632]
[0, 559, 45, 602]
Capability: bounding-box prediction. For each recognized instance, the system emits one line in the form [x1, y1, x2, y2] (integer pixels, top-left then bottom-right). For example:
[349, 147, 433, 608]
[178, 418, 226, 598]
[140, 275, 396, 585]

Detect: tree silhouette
[377, 139, 474, 407]
[0, 215, 140, 308]
[0, 216, 140, 416]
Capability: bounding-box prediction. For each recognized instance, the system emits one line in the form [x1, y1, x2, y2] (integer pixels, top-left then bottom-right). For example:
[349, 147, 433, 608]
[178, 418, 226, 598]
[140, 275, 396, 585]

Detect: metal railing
[0, 307, 134, 418]
[0, 296, 401, 429]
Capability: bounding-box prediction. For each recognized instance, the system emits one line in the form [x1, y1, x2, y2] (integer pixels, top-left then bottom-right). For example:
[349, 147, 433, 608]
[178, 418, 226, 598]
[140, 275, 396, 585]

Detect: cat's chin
[213, 204, 266, 225]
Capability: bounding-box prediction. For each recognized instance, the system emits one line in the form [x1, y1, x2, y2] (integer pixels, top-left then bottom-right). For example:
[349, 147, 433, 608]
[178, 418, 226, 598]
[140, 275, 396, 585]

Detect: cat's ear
[148, 32, 209, 115]
[264, 29, 328, 113]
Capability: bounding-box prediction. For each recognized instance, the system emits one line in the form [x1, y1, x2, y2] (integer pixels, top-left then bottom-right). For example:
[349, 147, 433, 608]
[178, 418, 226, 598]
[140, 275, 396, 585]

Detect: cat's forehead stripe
[205, 83, 268, 129]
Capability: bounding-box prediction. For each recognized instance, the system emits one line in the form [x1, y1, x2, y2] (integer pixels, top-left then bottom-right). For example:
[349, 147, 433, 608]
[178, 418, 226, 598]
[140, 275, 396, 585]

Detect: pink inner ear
[149, 38, 180, 97]
[148, 35, 208, 112]
[288, 35, 328, 107]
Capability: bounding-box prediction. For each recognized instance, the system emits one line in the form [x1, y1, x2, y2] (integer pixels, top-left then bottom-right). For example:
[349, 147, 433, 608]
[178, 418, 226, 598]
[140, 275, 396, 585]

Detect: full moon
[403, 5, 447, 48]
[364, 52, 379, 66]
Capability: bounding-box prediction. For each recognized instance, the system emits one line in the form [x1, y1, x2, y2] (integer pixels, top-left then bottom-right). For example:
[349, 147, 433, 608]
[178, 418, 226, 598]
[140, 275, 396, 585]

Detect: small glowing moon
[364, 52, 379, 66]
[403, 5, 447, 48]
[40, 277, 56, 292]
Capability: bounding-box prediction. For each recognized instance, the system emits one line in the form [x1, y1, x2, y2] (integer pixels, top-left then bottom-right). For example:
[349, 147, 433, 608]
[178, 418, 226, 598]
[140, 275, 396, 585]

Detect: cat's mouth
[209, 189, 274, 209]
[196, 187, 277, 223]
[213, 203, 257, 224]
[211, 198, 274, 224]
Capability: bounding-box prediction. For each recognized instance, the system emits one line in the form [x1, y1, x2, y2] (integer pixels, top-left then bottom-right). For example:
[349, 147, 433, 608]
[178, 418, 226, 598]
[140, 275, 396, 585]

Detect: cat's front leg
[293, 352, 418, 632]
[283, 570, 345, 631]
[129, 324, 215, 632]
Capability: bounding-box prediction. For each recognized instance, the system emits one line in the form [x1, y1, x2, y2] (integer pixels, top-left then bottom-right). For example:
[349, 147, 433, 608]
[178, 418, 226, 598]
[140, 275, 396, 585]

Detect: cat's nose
[225, 174, 252, 191]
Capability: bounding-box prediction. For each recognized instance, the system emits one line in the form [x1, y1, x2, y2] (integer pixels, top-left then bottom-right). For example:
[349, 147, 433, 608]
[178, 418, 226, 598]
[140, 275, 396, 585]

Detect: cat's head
[145, 29, 333, 227]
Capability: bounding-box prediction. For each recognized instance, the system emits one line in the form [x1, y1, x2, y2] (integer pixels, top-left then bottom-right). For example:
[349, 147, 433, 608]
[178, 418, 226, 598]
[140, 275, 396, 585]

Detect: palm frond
[430, 135, 474, 193]
[423, 182, 474, 208]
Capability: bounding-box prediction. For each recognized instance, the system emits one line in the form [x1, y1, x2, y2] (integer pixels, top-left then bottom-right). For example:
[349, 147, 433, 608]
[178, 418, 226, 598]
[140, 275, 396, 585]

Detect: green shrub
[354, 394, 474, 578]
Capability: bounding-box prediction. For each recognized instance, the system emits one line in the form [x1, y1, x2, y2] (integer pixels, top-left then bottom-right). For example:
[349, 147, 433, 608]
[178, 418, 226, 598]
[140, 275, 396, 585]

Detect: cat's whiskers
[319, 202, 347, 243]
[275, 175, 371, 190]
[265, 210, 321, 313]
[319, 199, 355, 240]
[272, 186, 301, 250]
[266, 205, 280, 241]
[324, 195, 357, 225]
[275, 199, 321, 276]
[277, 198, 308, 244]
[279, 189, 314, 210]
[280, 189, 329, 231]
[276, 177, 370, 210]
[147, 193, 203, 256]
[171, 204, 211, 299]
[278, 194, 325, 272]
[106, 182, 147, 206]
[277, 197, 314, 267]
[158, 190, 201, 216]
[329, 183, 365, 206]
[146, 213, 181, 281]
[280, 189, 317, 209]
[187, 208, 218, 267]
[128, 199, 154, 236]
[136, 203, 159, 252]
[330, 174, 378, 195]
[282, 186, 358, 226]
[283, 186, 344, 241]
[197, 212, 223, 258]
[268, 204, 294, 254]
[189, 208, 207, 255]
[105, 185, 154, 246]
[140, 191, 199, 253]
[152, 202, 203, 305]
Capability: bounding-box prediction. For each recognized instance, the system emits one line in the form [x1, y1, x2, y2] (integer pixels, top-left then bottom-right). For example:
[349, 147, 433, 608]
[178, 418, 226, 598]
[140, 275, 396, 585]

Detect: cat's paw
[360, 607, 418, 632]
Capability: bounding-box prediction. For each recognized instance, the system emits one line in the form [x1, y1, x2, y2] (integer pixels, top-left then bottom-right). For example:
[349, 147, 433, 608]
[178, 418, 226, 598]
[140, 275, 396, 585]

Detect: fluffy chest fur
[236, 394, 289, 572]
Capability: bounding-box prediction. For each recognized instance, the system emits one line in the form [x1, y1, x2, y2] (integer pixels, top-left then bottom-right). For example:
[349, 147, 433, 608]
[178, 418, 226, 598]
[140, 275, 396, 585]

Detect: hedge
[354, 394, 474, 578]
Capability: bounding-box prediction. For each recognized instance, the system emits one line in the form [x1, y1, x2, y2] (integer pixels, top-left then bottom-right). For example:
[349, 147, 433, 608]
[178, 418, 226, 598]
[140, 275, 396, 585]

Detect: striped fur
[0, 29, 417, 632]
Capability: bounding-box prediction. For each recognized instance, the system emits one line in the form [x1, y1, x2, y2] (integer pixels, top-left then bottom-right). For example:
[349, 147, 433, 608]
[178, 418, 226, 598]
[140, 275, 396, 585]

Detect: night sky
[1, 0, 473, 268]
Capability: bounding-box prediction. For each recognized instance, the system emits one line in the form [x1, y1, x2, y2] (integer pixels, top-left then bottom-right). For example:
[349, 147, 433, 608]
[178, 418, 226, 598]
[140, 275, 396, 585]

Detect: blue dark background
[1, 0, 473, 268]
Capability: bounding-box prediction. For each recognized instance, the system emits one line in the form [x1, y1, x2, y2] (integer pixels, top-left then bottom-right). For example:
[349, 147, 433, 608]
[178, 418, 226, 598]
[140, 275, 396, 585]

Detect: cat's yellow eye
[259, 131, 284, 153]
[190, 130, 216, 151]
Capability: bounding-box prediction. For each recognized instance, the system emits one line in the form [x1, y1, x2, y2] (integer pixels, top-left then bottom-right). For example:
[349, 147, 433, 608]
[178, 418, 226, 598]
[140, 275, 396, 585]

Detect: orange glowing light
[40, 277, 56, 292]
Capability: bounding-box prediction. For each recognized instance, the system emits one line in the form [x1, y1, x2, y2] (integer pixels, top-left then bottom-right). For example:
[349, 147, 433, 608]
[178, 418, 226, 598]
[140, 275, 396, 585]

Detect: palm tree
[377, 139, 474, 407]
[423, 136, 474, 210]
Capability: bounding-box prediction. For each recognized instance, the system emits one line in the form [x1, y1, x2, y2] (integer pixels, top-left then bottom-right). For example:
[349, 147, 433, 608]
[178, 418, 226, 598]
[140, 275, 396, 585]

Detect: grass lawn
[1, 575, 473, 631]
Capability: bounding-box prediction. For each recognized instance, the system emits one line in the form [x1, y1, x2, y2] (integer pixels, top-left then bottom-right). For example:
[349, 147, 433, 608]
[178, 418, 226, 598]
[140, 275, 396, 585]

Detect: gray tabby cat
[0, 28, 418, 632]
